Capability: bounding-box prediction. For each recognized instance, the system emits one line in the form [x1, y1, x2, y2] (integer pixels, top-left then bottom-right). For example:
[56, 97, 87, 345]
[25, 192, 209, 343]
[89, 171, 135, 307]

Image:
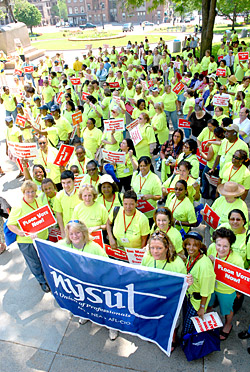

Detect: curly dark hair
[212, 227, 236, 247]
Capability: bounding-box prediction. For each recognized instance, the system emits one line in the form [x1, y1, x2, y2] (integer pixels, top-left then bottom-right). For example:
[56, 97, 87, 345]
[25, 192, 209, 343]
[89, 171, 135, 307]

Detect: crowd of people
[0, 30, 250, 353]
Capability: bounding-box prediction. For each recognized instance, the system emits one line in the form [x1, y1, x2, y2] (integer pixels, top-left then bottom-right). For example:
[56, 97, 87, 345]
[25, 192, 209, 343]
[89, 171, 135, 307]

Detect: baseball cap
[38, 104, 49, 110]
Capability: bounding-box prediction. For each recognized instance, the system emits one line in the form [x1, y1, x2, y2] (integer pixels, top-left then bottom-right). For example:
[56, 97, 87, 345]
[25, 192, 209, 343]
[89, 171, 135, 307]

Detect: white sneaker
[109, 329, 118, 341]
[78, 317, 88, 325]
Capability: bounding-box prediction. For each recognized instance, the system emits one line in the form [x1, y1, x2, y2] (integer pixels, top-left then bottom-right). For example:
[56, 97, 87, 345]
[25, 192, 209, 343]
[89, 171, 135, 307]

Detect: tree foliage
[58, 0, 68, 21]
[14, 0, 42, 32]
[217, 0, 250, 30]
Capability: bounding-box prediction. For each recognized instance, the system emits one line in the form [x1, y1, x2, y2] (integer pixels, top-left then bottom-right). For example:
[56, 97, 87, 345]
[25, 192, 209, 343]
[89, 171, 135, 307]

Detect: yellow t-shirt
[58, 239, 108, 257]
[134, 124, 156, 159]
[34, 148, 61, 184]
[81, 127, 102, 158]
[219, 162, 250, 189]
[109, 207, 150, 249]
[166, 196, 197, 232]
[72, 201, 108, 228]
[53, 189, 81, 226]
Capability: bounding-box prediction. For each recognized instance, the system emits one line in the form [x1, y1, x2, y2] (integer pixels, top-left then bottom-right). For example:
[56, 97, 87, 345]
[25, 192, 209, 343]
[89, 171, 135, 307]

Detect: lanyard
[225, 138, 238, 154]
[79, 158, 85, 173]
[216, 251, 231, 261]
[90, 176, 99, 186]
[171, 197, 184, 214]
[139, 176, 147, 192]
[103, 194, 115, 213]
[41, 150, 48, 167]
[228, 164, 242, 181]
[23, 198, 38, 210]
[154, 260, 168, 270]
[187, 253, 201, 273]
[123, 210, 136, 234]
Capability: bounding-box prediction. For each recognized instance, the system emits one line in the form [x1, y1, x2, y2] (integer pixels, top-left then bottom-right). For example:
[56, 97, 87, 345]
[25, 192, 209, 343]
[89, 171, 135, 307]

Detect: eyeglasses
[68, 220, 80, 224]
[229, 218, 242, 222]
[87, 168, 97, 172]
[138, 117, 143, 120]
[39, 142, 46, 145]
[232, 155, 241, 160]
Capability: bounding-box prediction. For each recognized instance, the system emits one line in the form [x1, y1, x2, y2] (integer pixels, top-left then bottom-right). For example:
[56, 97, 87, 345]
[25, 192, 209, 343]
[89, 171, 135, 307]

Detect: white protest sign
[191, 312, 223, 333]
[130, 125, 143, 146]
[102, 150, 126, 164]
[104, 118, 125, 132]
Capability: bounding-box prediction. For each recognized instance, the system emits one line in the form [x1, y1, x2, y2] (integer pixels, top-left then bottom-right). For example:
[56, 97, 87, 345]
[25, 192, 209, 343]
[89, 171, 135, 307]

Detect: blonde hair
[154, 102, 164, 112]
[65, 220, 90, 245]
[78, 184, 98, 201]
[21, 180, 38, 194]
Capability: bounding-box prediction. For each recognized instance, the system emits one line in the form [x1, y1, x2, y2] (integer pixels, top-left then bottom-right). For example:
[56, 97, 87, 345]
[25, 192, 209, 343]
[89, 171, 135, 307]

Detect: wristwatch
[200, 304, 205, 308]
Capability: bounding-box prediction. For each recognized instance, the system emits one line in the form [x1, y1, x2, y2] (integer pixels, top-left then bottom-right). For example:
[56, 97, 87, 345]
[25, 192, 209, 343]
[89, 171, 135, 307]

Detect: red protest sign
[217, 55, 224, 62]
[191, 312, 223, 333]
[203, 203, 220, 229]
[130, 125, 143, 146]
[161, 63, 168, 72]
[18, 205, 56, 234]
[14, 69, 23, 76]
[24, 66, 34, 73]
[70, 78, 81, 85]
[48, 227, 61, 243]
[214, 258, 250, 296]
[213, 94, 229, 107]
[166, 188, 175, 193]
[137, 199, 155, 213]
[105, 244, 129, 262]
[216, 68, 226, 77]
[72, 111, 82, 126]
[173, 82, 184, 94]
[74, 174, 84, 189]
[53, 144, 75, 166]
[205, 173, 219, 187]
[16, 114, 26, 128]
[238, 52, 249, 61]
[201, 139, 216, 155]
[108, 82, 120, 88]
[178, 118, 190, 129]
[90, 230, 104, 248]
[104, 118, 124, 132]
[56, 91, 63, 104]
[102, 149, 126, 164]
[196, 148, 207, 166]
[82, 92, 90, 101]
[126, 118, 139, 131]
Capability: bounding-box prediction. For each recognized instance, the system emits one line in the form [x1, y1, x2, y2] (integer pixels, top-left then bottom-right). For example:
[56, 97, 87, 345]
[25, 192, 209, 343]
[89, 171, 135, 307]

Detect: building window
[80, 6, 84, 12]
[157, 10, 161, 19]
[80, 0, 83, 2]
[68, 0, 71, 3]
[75, 6, 78, 13]
[89, 15, 92, 20]
[122, 13, 125, 19]
[68, 7, 72, 14]
[87, 3, 91, 10]
[103, 14, 106, 21]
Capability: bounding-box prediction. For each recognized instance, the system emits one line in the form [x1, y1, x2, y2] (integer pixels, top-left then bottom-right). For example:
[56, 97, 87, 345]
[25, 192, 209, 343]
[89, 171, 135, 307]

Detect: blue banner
[34, 239, 187, 356]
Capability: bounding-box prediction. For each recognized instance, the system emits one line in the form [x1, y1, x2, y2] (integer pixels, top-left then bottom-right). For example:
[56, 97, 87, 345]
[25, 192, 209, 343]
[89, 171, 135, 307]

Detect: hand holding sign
[203, 203, 220, 229]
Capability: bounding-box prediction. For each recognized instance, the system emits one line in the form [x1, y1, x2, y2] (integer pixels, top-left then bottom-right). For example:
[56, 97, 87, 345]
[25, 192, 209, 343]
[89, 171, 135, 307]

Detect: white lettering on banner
[49, 265, 167, 319]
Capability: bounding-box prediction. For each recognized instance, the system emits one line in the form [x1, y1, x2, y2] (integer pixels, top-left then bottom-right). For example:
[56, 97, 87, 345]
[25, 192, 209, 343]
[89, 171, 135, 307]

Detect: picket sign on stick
[18, 205, 57, 234]
[213, 94, 229, 107]
[8, 142, 38, 159]
[16, 114, 26, 128]
[108, 82, 120, 88]
[238, 51, 249, 61]
[102, 149, 126, 164]
[172, 82, 184, 94]
[205, 173, 219, 187]
[104, 118, 124, 132]
[130, 125, 143, 146]
[126, 118, 139, 131]
[90, 230, 104, 248]
[74, 174, 85, 189]
[72, 111, 82, 126]
[70, 78, 81, 85]
[178, 118, 190, 129]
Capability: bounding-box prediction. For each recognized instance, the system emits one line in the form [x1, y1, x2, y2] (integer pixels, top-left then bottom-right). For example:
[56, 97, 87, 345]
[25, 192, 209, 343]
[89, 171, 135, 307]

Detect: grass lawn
[213, 24, 250, 34]
[31, 33, 175, 50]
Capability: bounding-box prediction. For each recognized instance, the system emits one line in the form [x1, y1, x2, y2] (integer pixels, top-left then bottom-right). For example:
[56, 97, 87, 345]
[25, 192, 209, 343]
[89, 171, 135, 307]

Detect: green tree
[217, 0, 250, 30]
[58, 0, 68, 21]
[125, 0, 217, 59]
[14, 0, 42, 33]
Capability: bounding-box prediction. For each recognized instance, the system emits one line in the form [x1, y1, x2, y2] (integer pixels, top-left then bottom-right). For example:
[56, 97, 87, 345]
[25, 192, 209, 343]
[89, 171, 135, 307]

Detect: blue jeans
[183, 114, 191, 139]
[6, 108, 17, 121]
[165, 110, 178, 130]
[25, 73, 35, 87]
[18, 243, 46, 284]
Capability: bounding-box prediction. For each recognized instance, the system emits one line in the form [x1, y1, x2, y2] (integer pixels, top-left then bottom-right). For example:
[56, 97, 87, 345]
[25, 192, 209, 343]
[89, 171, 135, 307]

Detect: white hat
[99, 174, 115, 184]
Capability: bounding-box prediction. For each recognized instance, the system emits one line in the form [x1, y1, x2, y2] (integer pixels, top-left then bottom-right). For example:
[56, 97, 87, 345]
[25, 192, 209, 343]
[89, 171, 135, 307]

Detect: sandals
[220, 326, 233, 341]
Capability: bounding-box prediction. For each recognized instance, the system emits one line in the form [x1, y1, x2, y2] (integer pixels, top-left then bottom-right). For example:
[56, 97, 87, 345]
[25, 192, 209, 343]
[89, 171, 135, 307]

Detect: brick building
[28, 0, 59, 26]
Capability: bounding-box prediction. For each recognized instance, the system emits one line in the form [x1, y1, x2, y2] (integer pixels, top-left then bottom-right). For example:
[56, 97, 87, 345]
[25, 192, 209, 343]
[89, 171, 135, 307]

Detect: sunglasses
[39, 142, 46, 145]
[87, 168, 97, 172]
[68, 220, 80, 224]
[232, 155, 242, 160]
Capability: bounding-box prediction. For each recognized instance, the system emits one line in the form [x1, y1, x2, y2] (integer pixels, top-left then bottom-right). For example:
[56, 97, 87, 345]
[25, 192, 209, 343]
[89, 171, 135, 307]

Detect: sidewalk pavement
[0, 68, 250, 372]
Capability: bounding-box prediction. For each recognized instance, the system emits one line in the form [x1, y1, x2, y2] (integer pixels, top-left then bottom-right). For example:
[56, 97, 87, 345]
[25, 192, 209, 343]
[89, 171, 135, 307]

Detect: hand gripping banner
[34, 239, 187, 356]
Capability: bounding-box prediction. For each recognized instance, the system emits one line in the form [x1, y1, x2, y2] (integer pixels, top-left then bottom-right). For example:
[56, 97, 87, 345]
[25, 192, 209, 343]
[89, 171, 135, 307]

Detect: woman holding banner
[141, 230, 188, 351]
[182, 232, 215, 336]
[207, 227, 244, 340]
[7, 180, 50, 293]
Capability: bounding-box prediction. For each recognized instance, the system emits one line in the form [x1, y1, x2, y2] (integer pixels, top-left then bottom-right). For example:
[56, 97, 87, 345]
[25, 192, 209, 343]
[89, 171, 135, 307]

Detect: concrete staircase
[6, 45, 46, 69]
